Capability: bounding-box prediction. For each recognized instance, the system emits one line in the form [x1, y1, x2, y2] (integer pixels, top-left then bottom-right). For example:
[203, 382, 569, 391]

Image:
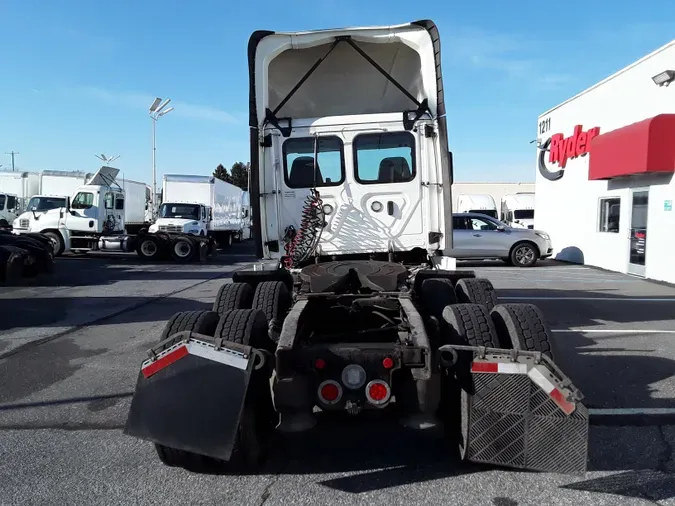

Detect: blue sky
[1, 1, 674, 184]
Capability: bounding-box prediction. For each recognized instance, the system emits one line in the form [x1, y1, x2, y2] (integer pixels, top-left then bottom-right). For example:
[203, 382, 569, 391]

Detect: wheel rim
[514, 246, 535, 265]
[174, 240, 192, 258]
[141, 240, 157, 256]
[47, 235, 59, 255]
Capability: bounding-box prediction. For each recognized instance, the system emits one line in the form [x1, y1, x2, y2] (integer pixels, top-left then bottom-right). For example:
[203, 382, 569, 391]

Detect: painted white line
[589, 408, 675, 416]
[552, 329, 675, 334]
[499, 296, 675, 302]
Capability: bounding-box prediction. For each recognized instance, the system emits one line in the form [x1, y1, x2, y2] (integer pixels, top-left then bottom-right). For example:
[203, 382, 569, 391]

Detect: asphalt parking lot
[0, 249, 673, 506]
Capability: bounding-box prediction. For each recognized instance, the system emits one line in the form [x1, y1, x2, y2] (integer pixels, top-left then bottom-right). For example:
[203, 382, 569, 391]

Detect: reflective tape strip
[471, 362, 528, 374]
[529, 366, 576, 415]
[186, 342, 249, 371]
[142, 345, 188, 378]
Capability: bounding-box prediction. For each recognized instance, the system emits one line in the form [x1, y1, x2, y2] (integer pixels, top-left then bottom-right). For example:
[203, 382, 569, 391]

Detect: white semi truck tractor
[16, 166, 211, 262]
[124, 20, 589, 475]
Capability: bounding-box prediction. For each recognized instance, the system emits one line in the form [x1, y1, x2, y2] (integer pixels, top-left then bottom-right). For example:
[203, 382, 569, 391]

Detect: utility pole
[148, 98, 174, 219]
[5, 151, 19, 171]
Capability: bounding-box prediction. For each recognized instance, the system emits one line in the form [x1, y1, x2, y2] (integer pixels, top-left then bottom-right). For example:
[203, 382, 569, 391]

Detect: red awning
[588, 114, 675, 180]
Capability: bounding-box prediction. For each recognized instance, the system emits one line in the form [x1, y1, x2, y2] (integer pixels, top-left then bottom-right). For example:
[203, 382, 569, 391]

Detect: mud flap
[124, 337, 257, 462]
[444, 347, 589, 474]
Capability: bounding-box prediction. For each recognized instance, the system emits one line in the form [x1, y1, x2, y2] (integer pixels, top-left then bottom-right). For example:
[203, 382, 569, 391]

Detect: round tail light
[318, 380, 342, 405]
[365, 380, 391, 406]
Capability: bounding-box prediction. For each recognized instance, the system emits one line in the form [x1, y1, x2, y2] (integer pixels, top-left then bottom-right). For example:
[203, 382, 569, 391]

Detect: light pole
[95, 154, 120, 164]
[149, 98, 174, 217]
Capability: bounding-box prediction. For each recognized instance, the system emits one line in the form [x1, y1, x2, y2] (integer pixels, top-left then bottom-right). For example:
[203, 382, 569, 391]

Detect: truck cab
[148, 202, 211, 236]
[11, 195, 68, 232]
[0, 193, 19, 227]
[17, 166, 127, 254]
[501, 192, 535, 229]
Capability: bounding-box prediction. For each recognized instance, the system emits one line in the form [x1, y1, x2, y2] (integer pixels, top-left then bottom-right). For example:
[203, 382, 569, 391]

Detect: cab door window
[353, 132, 416, 184]
[104, 192, 114, 209]
[71, 192, 94, 209]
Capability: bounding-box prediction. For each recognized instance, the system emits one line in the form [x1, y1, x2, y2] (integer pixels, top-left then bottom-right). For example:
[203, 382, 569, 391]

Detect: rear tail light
[365, 380, 391, 406]
[317, 380, 342, 405]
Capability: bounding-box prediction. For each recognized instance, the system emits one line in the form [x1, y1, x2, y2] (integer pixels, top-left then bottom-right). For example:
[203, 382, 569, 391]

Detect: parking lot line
[500, 296, 675, 302]
[589, 408, 675, 415]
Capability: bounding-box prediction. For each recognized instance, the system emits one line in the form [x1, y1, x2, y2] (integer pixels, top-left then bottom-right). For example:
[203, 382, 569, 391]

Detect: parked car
[449, 212, 553, 267]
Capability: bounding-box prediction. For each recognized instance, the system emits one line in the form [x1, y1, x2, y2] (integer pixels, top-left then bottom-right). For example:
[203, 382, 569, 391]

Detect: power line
[5, 151, 19, 171]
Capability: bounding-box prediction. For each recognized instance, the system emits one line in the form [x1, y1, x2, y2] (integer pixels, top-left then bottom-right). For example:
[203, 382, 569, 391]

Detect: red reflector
[320, 383, 339, 402]
[368, 382, 388, 402]
[471, 361, 499, 373]
[142, 345, 189, 378]
[314, 358, 326, 369]
[382, 357, 394, 369]
[550, 388, 576, 415]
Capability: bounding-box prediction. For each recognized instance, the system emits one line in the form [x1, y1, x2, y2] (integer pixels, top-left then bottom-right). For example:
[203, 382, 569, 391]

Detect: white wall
[452, 182, 535, 215]
[535, 40, 675, 283]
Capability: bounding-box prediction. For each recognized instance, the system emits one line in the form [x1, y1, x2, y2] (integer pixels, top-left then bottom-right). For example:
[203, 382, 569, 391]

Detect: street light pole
[148, 98, 174, 218]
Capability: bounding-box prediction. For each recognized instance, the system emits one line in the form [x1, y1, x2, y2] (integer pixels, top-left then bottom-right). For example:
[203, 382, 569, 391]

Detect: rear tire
[440, 303, 501, 460]
[154, 310, 221, 470]
[252, 281, 292, 342]
[0, 246, 25, 285]
[455, 278, 498, 311]
[213, 309, 276, 472]
[212, 282, 254, 315]
[136, 236, 161, 260]
[490, 303, 555, 361]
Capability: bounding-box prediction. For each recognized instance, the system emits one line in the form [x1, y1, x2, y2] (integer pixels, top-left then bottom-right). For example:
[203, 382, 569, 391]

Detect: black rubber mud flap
[459, 355, 589, 475]
[124, 338, 256, 462]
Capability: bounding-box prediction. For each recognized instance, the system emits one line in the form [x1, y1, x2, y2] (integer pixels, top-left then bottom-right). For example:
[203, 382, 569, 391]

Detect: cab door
[328, 129, 425, 254]
[65, 190, 99, 233]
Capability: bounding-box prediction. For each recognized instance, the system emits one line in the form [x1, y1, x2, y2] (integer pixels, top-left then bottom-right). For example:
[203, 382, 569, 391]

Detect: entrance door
[627, 189, 649, 276]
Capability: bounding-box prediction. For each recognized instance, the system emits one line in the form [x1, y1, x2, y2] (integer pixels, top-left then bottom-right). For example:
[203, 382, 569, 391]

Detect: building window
[598, 197, 620, 233]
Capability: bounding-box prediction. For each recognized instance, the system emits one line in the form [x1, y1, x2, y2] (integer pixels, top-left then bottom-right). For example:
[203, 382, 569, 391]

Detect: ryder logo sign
[538, 124, 600, 181]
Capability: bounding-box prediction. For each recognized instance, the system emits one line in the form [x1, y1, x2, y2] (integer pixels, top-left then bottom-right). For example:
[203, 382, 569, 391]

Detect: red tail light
[317, 380, 342, 405]
[365, 380, 391, 405]
[382, 357, 394, 369]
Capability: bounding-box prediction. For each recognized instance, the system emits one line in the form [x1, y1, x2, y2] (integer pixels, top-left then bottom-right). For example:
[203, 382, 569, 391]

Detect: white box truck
[0, 171, 41, 226]
[456, 193, 498, 218]
[149, 175, 249, 247]
[500, 192, 535, 229]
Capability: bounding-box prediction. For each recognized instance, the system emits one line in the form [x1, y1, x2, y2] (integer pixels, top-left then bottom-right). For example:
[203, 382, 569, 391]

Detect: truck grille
[158, 225, 182, 233]
[19, 219, 29, 229]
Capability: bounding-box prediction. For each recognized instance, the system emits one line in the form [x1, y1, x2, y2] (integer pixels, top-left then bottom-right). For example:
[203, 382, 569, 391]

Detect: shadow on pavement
[492, 288, 675, 409]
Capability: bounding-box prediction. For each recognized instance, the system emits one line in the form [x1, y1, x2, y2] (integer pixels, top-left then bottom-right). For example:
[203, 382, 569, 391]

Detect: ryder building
[534, 39, 675, 284]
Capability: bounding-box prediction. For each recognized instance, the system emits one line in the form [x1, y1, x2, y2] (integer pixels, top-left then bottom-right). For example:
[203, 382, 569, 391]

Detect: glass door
[627, 189, 649, 276]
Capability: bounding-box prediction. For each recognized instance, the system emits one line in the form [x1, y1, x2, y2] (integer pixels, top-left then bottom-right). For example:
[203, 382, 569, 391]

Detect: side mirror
[31, 206, 37, 212]
[497, 225, 505, 232]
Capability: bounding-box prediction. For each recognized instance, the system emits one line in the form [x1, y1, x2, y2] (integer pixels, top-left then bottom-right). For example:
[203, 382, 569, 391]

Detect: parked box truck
[149, 175, 250, 247]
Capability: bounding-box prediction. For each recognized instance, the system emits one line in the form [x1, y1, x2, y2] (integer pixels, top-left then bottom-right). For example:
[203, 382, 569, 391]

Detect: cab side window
[452, 216, 468, 230]
[104, 192, 114, 209]
[72, 192, 94, 210]
[7, 195, 16, 210]
[470, 217, 497, 231]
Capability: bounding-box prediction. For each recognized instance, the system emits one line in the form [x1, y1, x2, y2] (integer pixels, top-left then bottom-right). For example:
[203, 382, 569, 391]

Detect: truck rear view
[124, 20, 589, 476]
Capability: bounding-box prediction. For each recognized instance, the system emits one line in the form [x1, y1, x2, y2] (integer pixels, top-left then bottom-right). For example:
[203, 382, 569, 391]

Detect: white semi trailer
[456, 193, 499, 219]
[149, 175, 250, 247]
